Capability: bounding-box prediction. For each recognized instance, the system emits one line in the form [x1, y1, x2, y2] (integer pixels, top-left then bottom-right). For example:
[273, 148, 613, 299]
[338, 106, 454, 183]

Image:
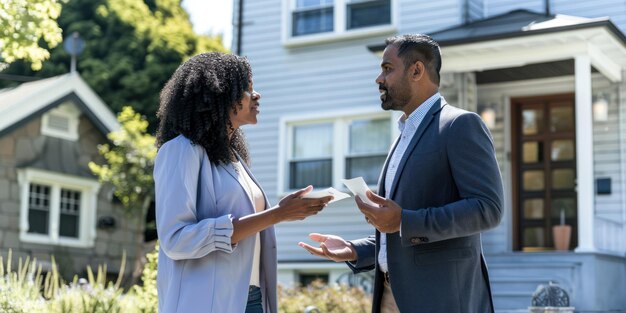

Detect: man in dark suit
[299, 34, 504, 313]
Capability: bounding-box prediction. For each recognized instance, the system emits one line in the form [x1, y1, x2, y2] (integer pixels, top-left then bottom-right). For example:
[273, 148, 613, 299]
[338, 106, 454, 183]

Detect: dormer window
[41, 101, 80, 141]
[283, 0, 395, 46]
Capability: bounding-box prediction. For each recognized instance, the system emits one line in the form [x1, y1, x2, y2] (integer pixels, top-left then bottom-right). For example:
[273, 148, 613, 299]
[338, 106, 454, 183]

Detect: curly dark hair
[156, 52, 251, 165]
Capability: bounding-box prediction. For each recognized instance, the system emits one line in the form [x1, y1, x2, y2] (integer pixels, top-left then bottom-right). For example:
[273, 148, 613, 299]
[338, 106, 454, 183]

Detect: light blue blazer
[154, 135, 277, 313]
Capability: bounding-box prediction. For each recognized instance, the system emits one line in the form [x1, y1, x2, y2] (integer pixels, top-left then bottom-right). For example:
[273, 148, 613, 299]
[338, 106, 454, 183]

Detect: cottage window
[283, 112, 393, 193]
[18, 168, 100, 248]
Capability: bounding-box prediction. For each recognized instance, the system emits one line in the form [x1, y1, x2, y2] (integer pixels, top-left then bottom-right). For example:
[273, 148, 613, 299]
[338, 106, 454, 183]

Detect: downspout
[236, 0, 244, 55]
[464, 0, 470, 24]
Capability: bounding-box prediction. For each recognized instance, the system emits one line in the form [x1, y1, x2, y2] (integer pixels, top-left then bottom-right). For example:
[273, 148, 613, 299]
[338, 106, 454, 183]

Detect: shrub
[0, 249, 156, 313]
[0, 251, 54, 313]
[130, 243, 158, 313]
[278, 280, 371, 313]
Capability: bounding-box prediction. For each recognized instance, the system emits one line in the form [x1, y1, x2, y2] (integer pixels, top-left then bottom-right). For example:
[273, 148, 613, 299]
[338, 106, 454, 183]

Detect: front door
[511, 94, 578, 251]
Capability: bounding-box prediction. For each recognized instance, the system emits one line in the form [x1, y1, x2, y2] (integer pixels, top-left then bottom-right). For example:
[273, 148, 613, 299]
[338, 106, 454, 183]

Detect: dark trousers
[245, 286, 263, 313]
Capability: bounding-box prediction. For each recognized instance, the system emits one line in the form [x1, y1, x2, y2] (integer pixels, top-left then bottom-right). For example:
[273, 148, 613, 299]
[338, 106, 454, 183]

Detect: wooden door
[511, 94, 578, 251]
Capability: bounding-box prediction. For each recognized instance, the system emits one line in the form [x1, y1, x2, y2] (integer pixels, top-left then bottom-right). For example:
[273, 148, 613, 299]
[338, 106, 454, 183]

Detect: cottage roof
[0, 73, 120, 137]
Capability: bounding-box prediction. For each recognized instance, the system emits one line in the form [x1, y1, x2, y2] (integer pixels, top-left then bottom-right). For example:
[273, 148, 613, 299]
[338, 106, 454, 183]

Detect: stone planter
[528, 307, 575, 313]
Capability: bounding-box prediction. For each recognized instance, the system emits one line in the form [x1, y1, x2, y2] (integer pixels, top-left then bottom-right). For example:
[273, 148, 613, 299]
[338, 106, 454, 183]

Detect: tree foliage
[1, 0, 226, 129]
[0, 0, 65, 70]
[89, 106, 156, 215]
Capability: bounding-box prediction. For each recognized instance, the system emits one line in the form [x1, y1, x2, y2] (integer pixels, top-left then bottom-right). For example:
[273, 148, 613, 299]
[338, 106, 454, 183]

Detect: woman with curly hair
[154, 52, 332, 313]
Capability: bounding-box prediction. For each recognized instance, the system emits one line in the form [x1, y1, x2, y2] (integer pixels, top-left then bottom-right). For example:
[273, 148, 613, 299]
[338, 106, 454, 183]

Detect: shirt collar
[398, 92, 441, 132]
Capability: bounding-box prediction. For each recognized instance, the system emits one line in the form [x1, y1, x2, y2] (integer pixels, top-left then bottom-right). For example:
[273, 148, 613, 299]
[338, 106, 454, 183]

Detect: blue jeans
[245, 286, 263, 313]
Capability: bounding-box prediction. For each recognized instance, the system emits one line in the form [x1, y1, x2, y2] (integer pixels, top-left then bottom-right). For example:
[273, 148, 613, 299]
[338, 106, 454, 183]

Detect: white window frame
[278, 107, 397, 195]
[17, 168, 100, 248]
[281, 0, 398, 47]
[41, 101, 81, 141]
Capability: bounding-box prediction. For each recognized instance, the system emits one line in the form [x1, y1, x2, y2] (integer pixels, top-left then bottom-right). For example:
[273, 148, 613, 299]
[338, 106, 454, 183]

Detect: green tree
[89, 106, 156, 216]
[0, 0, 65, 70]
[89, 106, 156, 284]
[1, 0, 225, 130]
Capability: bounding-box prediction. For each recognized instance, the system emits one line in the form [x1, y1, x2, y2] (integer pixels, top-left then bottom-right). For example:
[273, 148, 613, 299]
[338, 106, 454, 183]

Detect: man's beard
[380, 84, 410, 111]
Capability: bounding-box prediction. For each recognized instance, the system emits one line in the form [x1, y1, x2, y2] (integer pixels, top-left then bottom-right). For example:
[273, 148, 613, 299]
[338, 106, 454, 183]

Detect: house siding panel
[241, 0, 626, 310]
[483, 0, 545, 17]
[243, 0, 385, 262]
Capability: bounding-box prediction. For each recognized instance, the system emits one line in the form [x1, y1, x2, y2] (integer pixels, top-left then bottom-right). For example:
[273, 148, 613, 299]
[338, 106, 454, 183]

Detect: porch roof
[369, 10, 626, 82]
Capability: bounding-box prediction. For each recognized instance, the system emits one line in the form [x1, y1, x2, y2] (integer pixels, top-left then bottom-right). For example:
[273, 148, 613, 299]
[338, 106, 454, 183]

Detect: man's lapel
[388, 98, 446, 199]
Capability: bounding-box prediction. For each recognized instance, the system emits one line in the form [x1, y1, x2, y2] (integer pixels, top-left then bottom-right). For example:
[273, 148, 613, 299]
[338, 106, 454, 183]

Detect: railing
[594, 216, 626, 255]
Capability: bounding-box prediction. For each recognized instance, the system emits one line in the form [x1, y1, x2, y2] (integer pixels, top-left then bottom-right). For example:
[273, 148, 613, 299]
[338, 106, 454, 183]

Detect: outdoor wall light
[97, 216, 117, 230]
[592, 96, 609, 122]
[478, 103, 497, 129]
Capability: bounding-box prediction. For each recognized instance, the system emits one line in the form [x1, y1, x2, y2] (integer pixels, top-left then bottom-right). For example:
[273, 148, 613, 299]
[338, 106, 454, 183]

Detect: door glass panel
[523, 109, 543, 135]
[551, 140, 574, 161]
[551, 198, 576, 218]
[550, 106, 574, 132]
[523, 227, 545, 247]
[552, 169, 575, 189]
[523, 170, 545, 191]
[523, 141, 543, 163]
[523, 199, 544, 218]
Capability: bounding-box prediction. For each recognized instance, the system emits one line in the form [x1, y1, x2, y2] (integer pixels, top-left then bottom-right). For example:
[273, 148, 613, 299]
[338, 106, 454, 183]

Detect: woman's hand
[272, 185, 333, 222]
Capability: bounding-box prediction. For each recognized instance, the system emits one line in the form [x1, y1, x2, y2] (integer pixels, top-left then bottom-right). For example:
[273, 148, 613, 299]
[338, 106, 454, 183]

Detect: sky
[182, 0, 234, 50]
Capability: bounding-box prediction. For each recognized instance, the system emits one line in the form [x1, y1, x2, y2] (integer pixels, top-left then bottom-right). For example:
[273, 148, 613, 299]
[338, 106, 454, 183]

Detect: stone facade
[0, 112, 142, 281]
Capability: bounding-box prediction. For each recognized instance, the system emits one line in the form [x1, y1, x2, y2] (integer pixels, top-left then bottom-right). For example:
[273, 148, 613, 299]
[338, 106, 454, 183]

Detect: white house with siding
[233, 0, 626, 311]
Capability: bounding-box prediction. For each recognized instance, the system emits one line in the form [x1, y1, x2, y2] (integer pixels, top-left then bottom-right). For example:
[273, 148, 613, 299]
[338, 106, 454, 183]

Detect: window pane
[60, 215, 79, 238]
[293, 7, 333, 36]
[550, 106, 574, 132]
[60, 189, 81, 238]
[523, 109, 543, 135]
[293, 123, 333, 158]
[552, 169, 575, 189]
[523, 170, 544, 191]
[349, 118, 390, 154]
[523, 141, 543, 163]
[297, 0, 333, 8]
[523, 199, 544, 219]
[28, 184, 50, 234]
[346, 155, 386, 185]
[290, 159, 332, 189]
[551, 140, 574, 161]
[551, 198, 576, 219]
[523, 227, 545, 247]
[347, 0, 390, 29]
[298, 273, 329, 286]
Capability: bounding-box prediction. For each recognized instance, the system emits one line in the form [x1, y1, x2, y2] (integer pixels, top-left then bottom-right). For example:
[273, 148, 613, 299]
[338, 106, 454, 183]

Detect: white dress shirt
[378, 92, 441, 273]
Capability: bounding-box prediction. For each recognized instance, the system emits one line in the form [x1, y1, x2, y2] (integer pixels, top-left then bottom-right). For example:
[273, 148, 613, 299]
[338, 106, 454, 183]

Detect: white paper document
[303, 187, 351, 204]
[341, 177, 376, 206]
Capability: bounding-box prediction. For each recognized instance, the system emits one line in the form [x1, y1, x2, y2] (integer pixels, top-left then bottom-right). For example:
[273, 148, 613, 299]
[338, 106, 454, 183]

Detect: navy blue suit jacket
[348, 98, 504, 313]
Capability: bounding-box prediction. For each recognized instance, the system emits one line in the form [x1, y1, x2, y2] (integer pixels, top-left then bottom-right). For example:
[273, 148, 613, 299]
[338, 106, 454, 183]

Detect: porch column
[574, 55, 595, 252]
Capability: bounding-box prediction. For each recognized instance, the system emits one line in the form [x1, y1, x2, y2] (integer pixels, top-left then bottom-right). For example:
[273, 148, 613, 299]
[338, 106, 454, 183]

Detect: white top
[234, 161, 266, 287]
